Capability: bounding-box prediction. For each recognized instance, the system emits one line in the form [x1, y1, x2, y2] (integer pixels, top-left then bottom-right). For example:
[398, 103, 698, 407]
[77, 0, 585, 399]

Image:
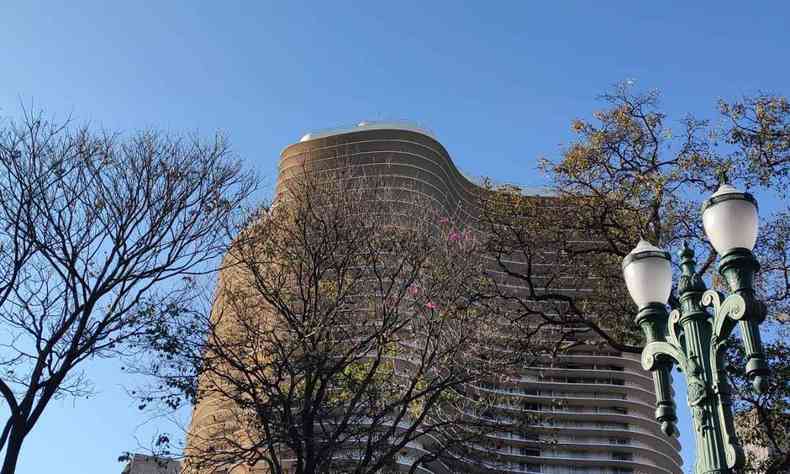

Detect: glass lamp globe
[622, 240, 673, 309]
[702, 184, 759, 255]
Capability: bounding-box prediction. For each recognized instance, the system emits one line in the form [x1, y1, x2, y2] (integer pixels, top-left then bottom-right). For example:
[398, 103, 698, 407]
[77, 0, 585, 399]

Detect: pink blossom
[448, 230, 461, 242]
[438, 217, 449, 225]
[408, 285, 419, 296]
[425, 302, 438, 310]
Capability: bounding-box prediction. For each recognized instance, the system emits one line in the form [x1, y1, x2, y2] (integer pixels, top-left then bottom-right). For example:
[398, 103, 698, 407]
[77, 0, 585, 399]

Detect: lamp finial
[718, 168, 730, 186]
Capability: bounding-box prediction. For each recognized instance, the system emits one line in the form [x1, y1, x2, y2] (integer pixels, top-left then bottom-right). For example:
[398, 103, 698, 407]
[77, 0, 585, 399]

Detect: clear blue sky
[1, 2, 787, 473]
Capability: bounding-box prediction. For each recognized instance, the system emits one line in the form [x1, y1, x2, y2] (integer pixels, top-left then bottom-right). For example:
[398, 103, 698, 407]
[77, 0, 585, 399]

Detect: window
[598, 421, 629, 430]
[520, 447, 541, 457]
[612, 451, 634, 461]
[518, 431, 540, 441]
[609, 437, 631, 445]
[519, 462, 541, 473]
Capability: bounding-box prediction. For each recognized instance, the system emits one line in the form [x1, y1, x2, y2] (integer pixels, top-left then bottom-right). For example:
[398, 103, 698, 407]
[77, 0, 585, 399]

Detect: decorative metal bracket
[641, 340, 688, 374]
[702, 290, 746, 342]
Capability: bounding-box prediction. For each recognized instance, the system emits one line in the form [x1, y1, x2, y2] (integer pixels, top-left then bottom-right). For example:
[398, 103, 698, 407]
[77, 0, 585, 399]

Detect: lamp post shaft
[676, 249, 736, 474]
[682, 320, 731, 474]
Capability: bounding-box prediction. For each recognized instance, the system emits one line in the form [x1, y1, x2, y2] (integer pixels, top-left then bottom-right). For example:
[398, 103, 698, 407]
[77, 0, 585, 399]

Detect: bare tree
[479, 83, 790, 470]
[0, 111, 255, 474]
[138, 163, 545, 474]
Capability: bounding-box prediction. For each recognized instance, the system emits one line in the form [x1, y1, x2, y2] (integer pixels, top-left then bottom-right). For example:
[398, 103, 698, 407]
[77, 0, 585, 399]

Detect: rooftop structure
[298, 120, 437, 143]
[121, 454, 181, 474]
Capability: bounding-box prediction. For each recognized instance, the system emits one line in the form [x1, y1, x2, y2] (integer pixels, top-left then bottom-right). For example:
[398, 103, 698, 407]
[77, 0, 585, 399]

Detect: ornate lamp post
[622, 184, 769, 474]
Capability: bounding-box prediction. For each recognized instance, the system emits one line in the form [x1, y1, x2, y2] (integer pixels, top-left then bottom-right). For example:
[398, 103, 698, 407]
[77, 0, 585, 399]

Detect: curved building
[188, 122, 683, 474]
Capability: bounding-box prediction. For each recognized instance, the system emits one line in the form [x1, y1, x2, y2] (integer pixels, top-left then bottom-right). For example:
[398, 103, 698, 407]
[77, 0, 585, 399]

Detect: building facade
[187, 122, 682, 474]
[121, 454, 181, 474]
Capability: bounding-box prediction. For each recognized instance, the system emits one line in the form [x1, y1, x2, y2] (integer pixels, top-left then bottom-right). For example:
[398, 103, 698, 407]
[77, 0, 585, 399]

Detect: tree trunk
[1, 426, 24, 474]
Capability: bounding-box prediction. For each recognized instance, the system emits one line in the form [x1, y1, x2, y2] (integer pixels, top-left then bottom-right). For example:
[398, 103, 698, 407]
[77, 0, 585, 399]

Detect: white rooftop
[299, 121, 437, 143]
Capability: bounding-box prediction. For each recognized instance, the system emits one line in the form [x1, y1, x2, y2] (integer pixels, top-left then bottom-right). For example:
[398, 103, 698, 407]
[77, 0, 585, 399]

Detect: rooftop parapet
[299, 120, 437, 143]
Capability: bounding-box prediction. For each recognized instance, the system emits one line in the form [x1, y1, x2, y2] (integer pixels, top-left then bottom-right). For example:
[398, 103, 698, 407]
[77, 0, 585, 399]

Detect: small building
[121, 454, 181, 474]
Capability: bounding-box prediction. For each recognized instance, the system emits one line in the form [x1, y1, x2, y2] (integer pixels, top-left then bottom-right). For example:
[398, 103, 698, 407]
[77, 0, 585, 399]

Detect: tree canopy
[480, 83, 789, 472]
[0, 111, 255, 474]
[139, 165, 541, 474]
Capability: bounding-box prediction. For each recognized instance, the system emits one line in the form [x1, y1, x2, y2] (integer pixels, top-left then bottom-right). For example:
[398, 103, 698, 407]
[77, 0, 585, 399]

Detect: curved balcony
[461, 441, 679, 474]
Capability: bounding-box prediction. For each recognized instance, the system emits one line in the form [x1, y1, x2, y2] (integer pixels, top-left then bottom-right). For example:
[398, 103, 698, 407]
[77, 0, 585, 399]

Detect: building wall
[122, 454, 181, 474]
[187, 124, 683, 474]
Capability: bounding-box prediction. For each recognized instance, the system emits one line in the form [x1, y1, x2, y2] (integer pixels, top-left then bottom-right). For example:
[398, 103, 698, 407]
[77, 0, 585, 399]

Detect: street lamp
[622, 184, 769, 474]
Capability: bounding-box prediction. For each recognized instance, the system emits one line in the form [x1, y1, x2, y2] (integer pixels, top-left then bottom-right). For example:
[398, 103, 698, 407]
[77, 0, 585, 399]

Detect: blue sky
[1, 2, 788, 473]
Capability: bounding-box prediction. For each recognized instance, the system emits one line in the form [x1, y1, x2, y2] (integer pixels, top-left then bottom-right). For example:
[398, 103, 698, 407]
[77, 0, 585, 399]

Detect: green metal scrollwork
[666, 309, 683, 350]
[702, 290, 746, 342]
[641, 341, 688, 373]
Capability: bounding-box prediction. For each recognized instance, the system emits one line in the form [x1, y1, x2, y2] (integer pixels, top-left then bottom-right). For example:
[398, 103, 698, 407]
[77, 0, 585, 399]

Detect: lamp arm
[642, 341, 688, 373]
[718, 248, 770, 394]
[739, 306, 770, 394]
[709, 337, 746, 469]
[641, 340, 687, 437]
